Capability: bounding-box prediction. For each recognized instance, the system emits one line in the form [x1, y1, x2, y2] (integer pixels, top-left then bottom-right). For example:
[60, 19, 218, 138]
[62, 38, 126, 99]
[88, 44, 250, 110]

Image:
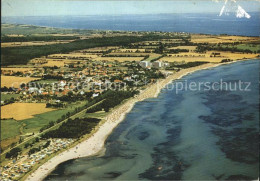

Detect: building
[139, 61, 151, 68]
[152, 61, 163, 68]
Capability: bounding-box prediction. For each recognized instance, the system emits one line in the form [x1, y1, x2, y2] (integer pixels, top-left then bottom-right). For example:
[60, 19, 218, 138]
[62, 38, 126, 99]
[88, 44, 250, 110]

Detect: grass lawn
[1, 119, 22, 140]
[1, 93, 21, 101]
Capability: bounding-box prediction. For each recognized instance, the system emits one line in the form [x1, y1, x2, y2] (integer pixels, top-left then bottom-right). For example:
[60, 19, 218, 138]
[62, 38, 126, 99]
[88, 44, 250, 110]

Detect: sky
[2, 0, 260, 17]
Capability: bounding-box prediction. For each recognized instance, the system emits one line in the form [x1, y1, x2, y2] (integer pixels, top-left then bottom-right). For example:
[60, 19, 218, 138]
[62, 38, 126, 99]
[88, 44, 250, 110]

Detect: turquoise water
[46, 60, 259, 180]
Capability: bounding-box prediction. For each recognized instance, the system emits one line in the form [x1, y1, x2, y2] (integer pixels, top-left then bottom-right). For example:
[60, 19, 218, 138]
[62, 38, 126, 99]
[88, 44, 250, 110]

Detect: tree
[19, 137, 23, 143]
[104, 107, 110, 112]
[24, 143, 30, 149]
[5, 147, 21, 159]
[68, 91, 73, 97]
[28, 147, 40, 156]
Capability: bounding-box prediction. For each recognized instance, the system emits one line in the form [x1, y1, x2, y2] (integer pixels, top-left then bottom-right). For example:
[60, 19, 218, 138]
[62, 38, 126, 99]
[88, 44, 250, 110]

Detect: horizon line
[2, 11, 259, 17]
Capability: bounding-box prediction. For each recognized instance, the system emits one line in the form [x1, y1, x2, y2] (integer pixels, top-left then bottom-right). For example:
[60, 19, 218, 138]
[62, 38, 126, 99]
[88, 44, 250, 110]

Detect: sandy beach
[25, 62, 228, 181]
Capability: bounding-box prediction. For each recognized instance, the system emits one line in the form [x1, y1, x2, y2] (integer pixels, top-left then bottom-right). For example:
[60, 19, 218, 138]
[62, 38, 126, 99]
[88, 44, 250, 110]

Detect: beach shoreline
[24, 60, 246, 181]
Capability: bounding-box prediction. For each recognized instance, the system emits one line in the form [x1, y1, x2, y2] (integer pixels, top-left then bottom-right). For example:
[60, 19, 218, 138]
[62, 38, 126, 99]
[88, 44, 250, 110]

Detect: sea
[45, 59, 259, 180]
[2, 13, 260, 36]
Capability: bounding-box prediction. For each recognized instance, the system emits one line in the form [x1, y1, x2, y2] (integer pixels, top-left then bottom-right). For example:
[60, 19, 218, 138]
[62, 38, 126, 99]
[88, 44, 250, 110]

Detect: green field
[235, 44, 260, 52]
[84, 111, 109, 119]
[1, 119, 22, 140]
[22, 101, 87, 134]
[215, 43, 260, 52]
[1, 93, 21, 101]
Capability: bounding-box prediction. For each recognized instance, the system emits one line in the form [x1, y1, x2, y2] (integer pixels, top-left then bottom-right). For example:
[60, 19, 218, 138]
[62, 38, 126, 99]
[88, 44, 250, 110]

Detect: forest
[42, 117, 101, 138]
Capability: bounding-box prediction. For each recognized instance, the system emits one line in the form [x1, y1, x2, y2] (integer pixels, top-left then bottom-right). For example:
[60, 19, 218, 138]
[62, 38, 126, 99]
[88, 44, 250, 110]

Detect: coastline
[24, 61, 242, 181]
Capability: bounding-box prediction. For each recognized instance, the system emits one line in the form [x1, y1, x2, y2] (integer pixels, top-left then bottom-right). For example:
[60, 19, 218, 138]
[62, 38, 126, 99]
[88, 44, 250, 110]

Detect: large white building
[139, 61, 151, 68]
[140, 61, 169, 69]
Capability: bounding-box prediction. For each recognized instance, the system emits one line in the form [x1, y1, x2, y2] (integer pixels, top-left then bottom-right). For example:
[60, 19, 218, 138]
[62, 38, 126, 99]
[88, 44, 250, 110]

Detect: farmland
[1, 119, 22, 140]
[160, 56, 222, 63]
[1, 67, 36, 72]
[0, 101, 86, 150]
[39, 60, 65, 67]
[93, 56, 144, 62]
[191, 34, 259, 44]
[1, 103, 56, 120]
[21, 101, 86, 134]
[213, 44, 260, 52]
[168, 45, 197, 51]
[1, 34, 171, 65]
[1, 76, 41, 88]
[1, 40, 75, 48]
[160, 50, 258, 63]
[1, 93, 21, 102]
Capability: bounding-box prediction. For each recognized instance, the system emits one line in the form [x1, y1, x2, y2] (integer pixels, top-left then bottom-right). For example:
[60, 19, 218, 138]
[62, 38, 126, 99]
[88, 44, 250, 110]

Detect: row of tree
[166, 49, 189, 54]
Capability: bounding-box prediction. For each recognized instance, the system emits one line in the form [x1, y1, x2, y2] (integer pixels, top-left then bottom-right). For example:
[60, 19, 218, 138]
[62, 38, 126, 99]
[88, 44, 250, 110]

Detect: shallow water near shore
[45, 60, 259, 180]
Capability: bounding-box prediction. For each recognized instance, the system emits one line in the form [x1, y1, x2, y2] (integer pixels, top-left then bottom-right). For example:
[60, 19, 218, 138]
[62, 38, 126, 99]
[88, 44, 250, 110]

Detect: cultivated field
[1, 119, 21, 140]
[191, 34, 259, 44]
[1, 101, 86, 150]
[40, 60, 65, 67]
[1, 103, 56, 121]
[113, 48, 147, 53]
[1, 67, 36, 73]
[168, 46, 197, 51]
[48, 53, 99, 59]
[39, 59, 88, 67]
[216, 44, 260, 52]
[1, 40, 74, 48]
[160, 51, 259, 63]
[106, 52, 150, 56]
[210, 51, 259, 60]
[160, 56, 222, 63]
[5, 34, 25, 37]
[1, 76, 41, 88]
[81, 46, 118, 52]
[1, 130, 20, 150]
[93, 57, 144, 62]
